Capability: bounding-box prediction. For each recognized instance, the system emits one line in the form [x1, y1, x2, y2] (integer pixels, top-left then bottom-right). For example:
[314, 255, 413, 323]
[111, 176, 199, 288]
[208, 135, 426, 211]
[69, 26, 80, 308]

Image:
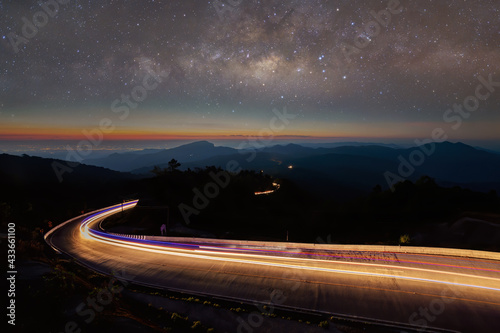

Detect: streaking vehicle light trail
[75, 201, 500, 294]
[45, 201, 500, 333]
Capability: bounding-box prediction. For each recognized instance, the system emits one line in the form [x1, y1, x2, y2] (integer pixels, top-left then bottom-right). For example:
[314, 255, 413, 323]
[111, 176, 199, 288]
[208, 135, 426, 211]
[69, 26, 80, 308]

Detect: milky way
[0, 0, 499, 142]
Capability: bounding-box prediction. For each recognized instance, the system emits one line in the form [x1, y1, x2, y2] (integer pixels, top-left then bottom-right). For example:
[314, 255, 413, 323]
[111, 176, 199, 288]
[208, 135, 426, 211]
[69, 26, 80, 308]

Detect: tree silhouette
[167, 159, 181, 172]
[152, 165, 163, 176]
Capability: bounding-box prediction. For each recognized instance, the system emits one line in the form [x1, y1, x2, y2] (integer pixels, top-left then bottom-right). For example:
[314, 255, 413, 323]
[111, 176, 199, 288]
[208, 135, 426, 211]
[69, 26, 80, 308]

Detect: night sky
[1, 0, 499, 146]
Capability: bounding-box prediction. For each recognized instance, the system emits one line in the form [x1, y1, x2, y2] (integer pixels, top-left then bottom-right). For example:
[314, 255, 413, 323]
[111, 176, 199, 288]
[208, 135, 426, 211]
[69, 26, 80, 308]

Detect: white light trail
[78, 202, 500, 294]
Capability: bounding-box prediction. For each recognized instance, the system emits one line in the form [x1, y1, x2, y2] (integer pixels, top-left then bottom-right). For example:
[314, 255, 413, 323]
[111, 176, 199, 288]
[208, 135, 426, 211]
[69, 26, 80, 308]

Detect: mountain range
[83, 141, 237, 172]
[79, 140, 500, 196]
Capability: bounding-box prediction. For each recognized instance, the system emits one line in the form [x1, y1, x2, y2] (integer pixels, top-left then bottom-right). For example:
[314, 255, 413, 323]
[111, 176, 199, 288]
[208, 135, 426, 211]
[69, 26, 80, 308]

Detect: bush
[399, 234, 410, 244]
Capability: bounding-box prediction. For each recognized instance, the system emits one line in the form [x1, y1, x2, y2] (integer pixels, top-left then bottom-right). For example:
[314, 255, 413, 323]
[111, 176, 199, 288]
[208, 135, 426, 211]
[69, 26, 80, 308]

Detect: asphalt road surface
[45, 201, 500, 333]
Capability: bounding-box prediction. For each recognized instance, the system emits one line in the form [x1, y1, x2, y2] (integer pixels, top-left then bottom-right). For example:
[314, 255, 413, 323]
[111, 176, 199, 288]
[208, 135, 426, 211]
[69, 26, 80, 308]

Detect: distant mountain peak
[440, 141, 467, 146]
[183, 141, 215, 148]
[285, 143, 305, 148]
[436, 141, 476, 151]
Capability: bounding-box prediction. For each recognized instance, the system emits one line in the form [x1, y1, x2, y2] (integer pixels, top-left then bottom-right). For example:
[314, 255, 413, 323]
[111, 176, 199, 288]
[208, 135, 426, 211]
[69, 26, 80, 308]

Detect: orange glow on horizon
[2, 119, 500, 141]
[0, 131, 400, 142]
[0, 126, 373, 141]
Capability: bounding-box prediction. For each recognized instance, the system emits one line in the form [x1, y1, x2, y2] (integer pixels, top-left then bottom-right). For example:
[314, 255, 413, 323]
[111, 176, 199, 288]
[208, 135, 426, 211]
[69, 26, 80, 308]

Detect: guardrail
[48, 199, 500, 262]
[124, 236, 500, 261]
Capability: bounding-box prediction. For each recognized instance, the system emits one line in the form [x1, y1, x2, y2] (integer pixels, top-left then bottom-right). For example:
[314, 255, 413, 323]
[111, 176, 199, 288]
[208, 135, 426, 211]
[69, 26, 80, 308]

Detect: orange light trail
[77, 201, 500, 294]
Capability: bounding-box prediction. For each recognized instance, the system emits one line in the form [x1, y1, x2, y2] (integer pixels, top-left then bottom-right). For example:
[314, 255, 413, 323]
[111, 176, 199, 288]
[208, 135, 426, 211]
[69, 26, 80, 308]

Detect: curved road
[45, 201, 500, 333]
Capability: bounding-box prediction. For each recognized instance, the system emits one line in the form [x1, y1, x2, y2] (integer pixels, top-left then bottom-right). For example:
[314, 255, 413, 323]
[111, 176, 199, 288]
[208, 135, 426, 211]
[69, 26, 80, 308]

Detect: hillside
[83, 141, 237, 172]
[0, 153, 139, 228]
[129, 141, 500, 197]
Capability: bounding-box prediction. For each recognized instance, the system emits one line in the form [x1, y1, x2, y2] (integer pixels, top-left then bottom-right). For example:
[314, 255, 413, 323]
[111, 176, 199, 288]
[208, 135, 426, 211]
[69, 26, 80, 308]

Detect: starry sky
[0, 0, 499, 147]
